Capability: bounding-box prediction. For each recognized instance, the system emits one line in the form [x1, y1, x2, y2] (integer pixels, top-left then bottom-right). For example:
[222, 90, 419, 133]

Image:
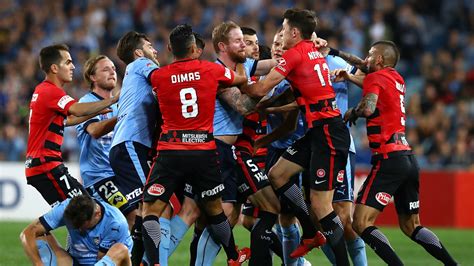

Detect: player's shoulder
[128, 57, 158, 71]
[78, 92, 99, 103]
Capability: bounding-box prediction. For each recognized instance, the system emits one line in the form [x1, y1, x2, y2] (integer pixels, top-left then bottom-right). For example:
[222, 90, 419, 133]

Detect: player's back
[151, 59, 234, 151]
[364, 67, 411, 155]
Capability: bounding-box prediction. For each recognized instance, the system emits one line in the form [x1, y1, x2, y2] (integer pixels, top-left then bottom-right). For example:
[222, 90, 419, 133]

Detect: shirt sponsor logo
[375, 192, 391, 206]
[409, 201, 419, 210]
[201, 184, 224, 198]
[57, 95, 74, 109]
[147, 184, 165, 196]
[181, 133, 208, 143]
[336, 170, 345, 183]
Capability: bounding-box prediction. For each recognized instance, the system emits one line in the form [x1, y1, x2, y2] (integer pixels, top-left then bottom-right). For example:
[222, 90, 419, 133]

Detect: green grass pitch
[1, 221, 473, 265]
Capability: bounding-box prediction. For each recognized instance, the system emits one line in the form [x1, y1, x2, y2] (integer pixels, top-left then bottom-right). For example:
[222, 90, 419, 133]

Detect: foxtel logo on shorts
[375, 192, 391, 206]
[148, 184, 165, 196]
[336, 170, 345, 183]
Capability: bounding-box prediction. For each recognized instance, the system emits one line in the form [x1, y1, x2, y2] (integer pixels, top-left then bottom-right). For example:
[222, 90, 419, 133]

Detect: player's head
[39, 44, 75, 84]
[241, 27, 259, 60]
[366, 40, 400, 73]
[271, 28, 285, 59]
[64, 195, 99, 233]
[169, 24, 197, 59]
[192, 32, 205, 59]
[212, 21, 246, 63]
[117, 31, 159, 66]
[83, 55, 117, 91]
[281, 8, 317, 49]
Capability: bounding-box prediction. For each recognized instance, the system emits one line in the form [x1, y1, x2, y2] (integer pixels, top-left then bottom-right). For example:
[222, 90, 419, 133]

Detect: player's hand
[331, 69, 350, 82]
[236, 63, 246, 76]
[344, 108, 358, 127]
[98, 108, 112, 115]
[311, 34, 328, 48]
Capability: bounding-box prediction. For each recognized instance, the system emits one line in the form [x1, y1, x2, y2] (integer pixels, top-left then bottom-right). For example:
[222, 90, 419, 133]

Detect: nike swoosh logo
[315, 180, 326, 184]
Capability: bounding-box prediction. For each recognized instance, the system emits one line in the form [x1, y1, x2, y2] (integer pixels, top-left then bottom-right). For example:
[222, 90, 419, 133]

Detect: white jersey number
[314, 62, 332, 87]
[180, 88, 198, 118]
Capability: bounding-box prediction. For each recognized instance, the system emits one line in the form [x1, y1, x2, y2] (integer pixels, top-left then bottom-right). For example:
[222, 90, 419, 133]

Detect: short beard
[228, 50, 246, 64]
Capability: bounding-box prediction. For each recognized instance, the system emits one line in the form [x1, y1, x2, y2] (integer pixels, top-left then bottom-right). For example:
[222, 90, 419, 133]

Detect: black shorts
[86, 177, 135, 215]
[109, 141, 152, 209]
[217, 140, 241, 203]
[143, 150, 224, 203]
[241, 200, 259, 217]
[356, 153, 420, 214]
[333, 152, 356, 202]
[282, 118, 350, 191]
[234, 150, 271, 200]
[27, 164, 87, 207]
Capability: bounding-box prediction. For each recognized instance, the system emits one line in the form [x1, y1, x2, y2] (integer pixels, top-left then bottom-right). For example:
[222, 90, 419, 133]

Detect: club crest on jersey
[375, 192, 391, 206]
[224, 67, 232, 79]
[336, 170, 345, 183]
[148, 184, 165, 196]
[93, 237, 100, 245]
[316, 169, 326, 178]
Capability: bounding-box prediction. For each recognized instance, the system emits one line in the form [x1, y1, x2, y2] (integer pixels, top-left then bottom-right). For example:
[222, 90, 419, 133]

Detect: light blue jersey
[111, 57, 158, 148]
[76, 92, 117, 188]
[39, 198, 132, 265]
[213, 58, 257, 136]
[266, 80, 307, 149]
[326, 55, 356, 153]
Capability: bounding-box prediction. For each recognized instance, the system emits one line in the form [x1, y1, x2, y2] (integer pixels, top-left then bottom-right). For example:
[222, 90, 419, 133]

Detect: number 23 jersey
[150, 59, 235, 151]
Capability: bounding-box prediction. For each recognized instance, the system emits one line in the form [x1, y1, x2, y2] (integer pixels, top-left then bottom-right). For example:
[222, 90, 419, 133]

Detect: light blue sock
[194, 227, 221, 266]
[347, 237, 368, 266]
[159, 217, 171, 266]
[275, 223, 283, 242]
[94, 255, 114, 265]
[168, 215, 190, 256]
[281, 224, 304, 266]
[321, 243, 336, 265]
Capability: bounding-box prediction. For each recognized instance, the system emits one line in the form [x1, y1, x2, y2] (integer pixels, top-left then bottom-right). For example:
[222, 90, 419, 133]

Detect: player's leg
[36, 234, 73, 266]
[353, 159, 403, 265]
[96, 243, 131, 266]
[395, 155, 458, 265]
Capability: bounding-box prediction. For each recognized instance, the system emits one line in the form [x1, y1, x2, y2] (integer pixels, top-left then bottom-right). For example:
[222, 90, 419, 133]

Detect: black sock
[131, 215, 144, 266]
[142, 215, 161, 264]
[269, 229, 284, 260]
[190, 226, 203, 266]
[208, 212, 238, 260]
[411, 226, 457, 266]
[249, 211, 279, 266]
[275, 182, 316, 239]
[361, 226, 403, 266]
[319, 211, 349, 266]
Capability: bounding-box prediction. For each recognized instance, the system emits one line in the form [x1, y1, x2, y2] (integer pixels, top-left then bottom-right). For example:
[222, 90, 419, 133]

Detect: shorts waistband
[371, 150, 412, 163]
[25, 156, 62, 168]
[311, 115, 343, 127]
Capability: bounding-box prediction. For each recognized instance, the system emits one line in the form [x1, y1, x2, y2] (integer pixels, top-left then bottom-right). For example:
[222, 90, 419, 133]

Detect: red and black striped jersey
[274, 40, 340, 128]
[26, 80, 77, 177]
[150, 59, 234, 151]
[234, 112, 267, 159]
[363, 68, 411, 157]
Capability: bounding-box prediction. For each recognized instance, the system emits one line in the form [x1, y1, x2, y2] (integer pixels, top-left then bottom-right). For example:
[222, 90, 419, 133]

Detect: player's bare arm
[65, 108, 112, 127]
[254, 59, 278, 76]
[217, 86, 260, 116]
[332, 68, 366, 88]
[254, 109, 299, 151]
[85, 117, 118, 139]
[20, 219, 48, 265]
[242, 69, 286, 97]
[265, 101, 299, 114]
[344, 93, 378, 126]
[68, 96, 118, 118]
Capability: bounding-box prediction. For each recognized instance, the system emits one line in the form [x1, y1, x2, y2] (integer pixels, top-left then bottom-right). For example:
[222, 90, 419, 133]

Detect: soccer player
[340, 40, 458, 266]
[25, 44, 118, 207]
[111, 31, 160, 265]
[20, 194, 132, 265]
[76, 55, 139, 230]
[142, 24, 250, 266]
[243, 8, 351, 265]
[242, 27, 260, 60]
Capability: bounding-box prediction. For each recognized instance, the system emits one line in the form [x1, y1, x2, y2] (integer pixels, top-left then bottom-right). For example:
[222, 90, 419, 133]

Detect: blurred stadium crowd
[0, 0, 472, 170]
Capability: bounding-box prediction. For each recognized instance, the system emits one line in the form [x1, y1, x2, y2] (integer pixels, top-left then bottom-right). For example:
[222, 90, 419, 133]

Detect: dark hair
[241, 27, 257, 36]
[117, 31, 150, 64]
[64, 195, 95, 229]
[283, 8, 317, 39]
[193, 32, 205, 50]
[169, 24, 195, 58]
[259, 45, 272, 60]
[83, 55, 109, 89]
[372, 40, 400, 67]
[212, 21, 240, 53]
[39, 44, 70, 73]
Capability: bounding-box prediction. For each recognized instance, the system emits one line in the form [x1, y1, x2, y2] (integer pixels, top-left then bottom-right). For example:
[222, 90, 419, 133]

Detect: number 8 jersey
[362, 67, 411, 157]
[150, 59, 235, 151]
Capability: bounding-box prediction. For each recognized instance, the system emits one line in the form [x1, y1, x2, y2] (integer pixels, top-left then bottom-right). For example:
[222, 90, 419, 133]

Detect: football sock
[168, 215, 190, 256]
[142, 215, 161, 264]
[159, 217, 170, 266]
[411, 226, 457, 265]
[249, 211, 279, 265]
[131, 215, 144, 266]
[321, 242, 336, 265]
[190, 226, 203, 266]
[195, 228, 220, 266]
[347, 237, 368, 266]
[360, 226, 402, 265]
[208, 212, 238, 261]
[319, 211, 349, 266]
[275, 182, 316, 239]
[281, 223, 301, 266]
